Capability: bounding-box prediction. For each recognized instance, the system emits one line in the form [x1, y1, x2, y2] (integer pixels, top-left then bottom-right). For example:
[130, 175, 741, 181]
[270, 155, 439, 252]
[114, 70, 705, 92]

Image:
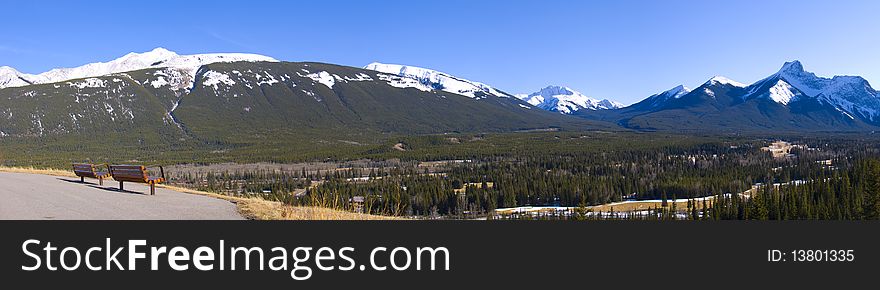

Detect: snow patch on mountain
[67, 78, 107, 89]
[202, 71, 236, 90]
[344, 73, 373, 82]
[255, 72, 279, 86]
[364, 62, 509, 99]
[666, 85, 691, 99]
[640, 85, 692, 108]
[703, 88, 715, 98]
[766, 80, 799, 105]
[707, 76, 746, 87]
[150, 77, 169, 88]
[836, 107, 856, 120]
[148, 68, 190, 91]
[303, 71, 336, 89]
[376, 73, 432, 92]
[515, 86, 622, 114]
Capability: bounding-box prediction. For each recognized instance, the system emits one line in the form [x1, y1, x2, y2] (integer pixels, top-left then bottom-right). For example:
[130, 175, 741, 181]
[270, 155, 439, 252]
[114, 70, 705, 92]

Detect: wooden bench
[108, 165, 166, 195]
[72, 163, 111, 185]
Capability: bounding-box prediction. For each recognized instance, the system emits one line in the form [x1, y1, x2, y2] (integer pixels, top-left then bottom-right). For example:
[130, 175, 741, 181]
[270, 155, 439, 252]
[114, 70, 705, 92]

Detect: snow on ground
[493, 179, 812, 218]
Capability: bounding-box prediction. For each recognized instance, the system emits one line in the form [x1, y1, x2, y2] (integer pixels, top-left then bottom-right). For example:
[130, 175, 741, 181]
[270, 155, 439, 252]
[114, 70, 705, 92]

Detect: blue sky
[2, 0, 878, 104]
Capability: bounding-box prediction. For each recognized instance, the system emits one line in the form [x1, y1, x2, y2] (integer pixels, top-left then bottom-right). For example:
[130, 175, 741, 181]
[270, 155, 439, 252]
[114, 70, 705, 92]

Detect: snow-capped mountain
[627, 85, 691, 110]
[741, 61, 880, 121]
[589, 60, 880, 132]
[0, 48, 278, 90]
[1, 56, 605, 139]
[363, 62, 511, 99]
[515, 85, 623, 114]
[706, 76, 746, 88]
[0, 66, 38, 88]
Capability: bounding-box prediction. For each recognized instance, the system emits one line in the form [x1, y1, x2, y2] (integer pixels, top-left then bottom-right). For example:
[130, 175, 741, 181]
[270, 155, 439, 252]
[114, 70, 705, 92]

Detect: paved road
[0, 172, 243, 220]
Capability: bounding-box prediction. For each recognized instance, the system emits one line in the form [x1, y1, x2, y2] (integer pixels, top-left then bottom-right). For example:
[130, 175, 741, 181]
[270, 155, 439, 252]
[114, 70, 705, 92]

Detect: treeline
[169, 169, 311, 198]
[133, 135, 880, 220]
[0, 131, 721, 168]
[707, 159, 880, 220]
[289, 139, 880, 220]
[497, 159, 880, 220]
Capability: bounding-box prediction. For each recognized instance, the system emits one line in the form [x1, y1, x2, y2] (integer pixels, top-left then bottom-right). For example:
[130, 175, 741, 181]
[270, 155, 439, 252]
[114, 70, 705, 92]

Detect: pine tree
[864, 160, 880, 219]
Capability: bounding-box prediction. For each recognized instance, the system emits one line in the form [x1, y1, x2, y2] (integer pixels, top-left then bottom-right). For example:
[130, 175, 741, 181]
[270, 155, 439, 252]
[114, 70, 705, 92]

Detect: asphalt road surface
[0, 172, 243, 220]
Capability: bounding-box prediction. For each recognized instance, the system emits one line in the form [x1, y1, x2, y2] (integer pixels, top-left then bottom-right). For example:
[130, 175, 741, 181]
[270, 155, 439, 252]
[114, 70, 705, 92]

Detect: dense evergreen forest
[161, 133, 880, 220]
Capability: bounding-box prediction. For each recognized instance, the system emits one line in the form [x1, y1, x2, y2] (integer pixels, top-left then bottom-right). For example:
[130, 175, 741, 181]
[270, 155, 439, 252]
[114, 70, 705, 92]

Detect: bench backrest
[109, 165, 148, 183]
[73, 163, 99, 178]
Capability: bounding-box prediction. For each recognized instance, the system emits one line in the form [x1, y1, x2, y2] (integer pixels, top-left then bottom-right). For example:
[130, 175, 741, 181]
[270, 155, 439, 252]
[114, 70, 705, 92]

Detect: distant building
[453, 182, 494, 194]
[349, 196, 365, 213]
[762, 141, 794, 158]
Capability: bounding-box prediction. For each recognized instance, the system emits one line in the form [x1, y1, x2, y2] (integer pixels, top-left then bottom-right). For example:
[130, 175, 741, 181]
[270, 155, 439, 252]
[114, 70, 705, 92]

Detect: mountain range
[515, 86, 623, 114]
[0, 48, 609, 147]
[584, 61, 880, 132]
[1, 47, 878, 152]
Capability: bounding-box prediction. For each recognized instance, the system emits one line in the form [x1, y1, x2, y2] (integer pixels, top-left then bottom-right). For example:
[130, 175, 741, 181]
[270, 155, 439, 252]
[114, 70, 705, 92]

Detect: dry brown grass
[0, 166, 400, 220]
[0, 166, 75, 177]
[157, 185, 404, 220]
[279, 205, 404, 220]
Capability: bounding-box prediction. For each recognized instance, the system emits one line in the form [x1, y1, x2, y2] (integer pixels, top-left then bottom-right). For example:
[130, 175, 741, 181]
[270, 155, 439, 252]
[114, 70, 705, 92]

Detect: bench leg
[119, 181, 124, 191]
[150, 184, 155, 196]
[80, 176, 84, 183]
